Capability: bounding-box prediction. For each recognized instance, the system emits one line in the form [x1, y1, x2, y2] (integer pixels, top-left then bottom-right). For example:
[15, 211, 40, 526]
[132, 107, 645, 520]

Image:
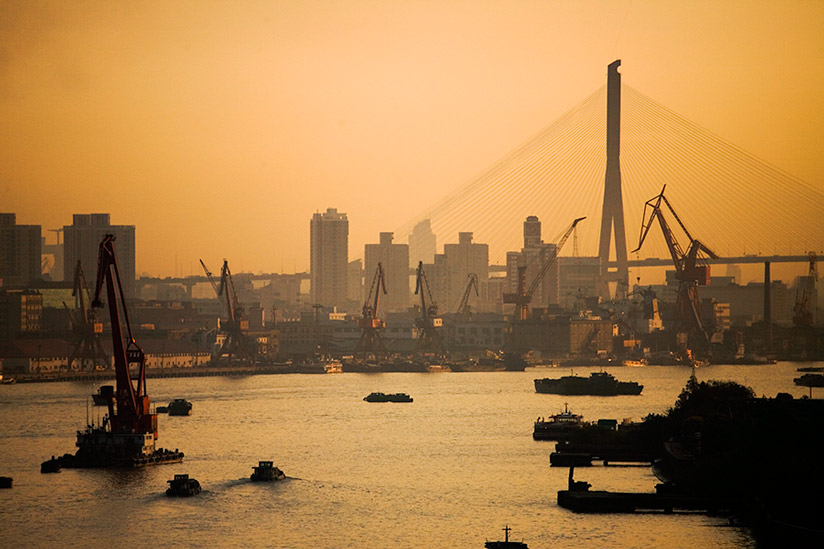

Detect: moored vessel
[533, 403, 585, 440]
[166, 398, 193, 416]
[534, 371, 643, 396]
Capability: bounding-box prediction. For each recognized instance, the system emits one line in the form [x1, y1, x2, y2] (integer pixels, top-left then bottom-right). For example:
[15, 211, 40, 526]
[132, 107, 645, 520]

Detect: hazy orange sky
[2, 1, 822, 277]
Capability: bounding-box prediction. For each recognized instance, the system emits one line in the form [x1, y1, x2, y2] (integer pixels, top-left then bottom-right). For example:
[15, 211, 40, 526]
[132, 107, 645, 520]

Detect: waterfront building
[364, 232, 409, 312]
[442, 232, 489, 313]
[63, 214, 135, 298]
[310, 208, 349, 310]
[0, 289, 42, 341]
[0, 213, 41, 287]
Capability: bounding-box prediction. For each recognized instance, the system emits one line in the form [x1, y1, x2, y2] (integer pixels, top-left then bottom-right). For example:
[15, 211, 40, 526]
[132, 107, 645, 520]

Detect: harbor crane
[92, 235, 157, 438]
[503, 217, 586, 321]
[200, 259, 252, 363]
[793, 252, 818, 328]
[66, 260, 108, 372]
[455, 273, 479, 320]
[414, 261, 445, 356]
[355, 262, 387, 358]
[634, 185, 718, 339]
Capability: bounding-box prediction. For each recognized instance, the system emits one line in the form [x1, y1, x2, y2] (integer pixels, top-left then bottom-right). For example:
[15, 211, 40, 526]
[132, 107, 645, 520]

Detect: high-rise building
[310, 208, 349, 309]
[442, 232, 489, 313]
[409, 219, 436, 266]
[0, 213, 42, 288]
[64, 214, 136, 298]
[364, 233, 410, 312]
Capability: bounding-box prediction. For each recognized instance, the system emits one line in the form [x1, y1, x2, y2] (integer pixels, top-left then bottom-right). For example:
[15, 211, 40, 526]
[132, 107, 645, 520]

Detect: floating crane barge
[43, 235, 183, 470]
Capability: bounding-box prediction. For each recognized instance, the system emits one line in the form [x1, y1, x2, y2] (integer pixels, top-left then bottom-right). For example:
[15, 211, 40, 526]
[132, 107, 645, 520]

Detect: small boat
[40, 456, 61, 474]
[250, 460, 286, 482]
[0, 476, 13, 488]
[484, 525, 528, 549]
[621, 359, 647, 367]
[363, 392, 413, 403]
[533, 403, 585, 440]
[166, 474, 201, 497]
[166, 399, 193, 416]
[0, 376, 17, 385]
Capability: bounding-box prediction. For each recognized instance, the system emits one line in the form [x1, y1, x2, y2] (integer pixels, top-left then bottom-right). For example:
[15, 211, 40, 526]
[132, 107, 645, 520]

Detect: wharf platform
[557, 489, 729, 513]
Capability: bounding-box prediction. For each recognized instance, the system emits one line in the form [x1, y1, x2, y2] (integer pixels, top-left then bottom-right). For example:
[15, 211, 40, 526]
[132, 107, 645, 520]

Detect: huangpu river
[2, 362, 814, 547]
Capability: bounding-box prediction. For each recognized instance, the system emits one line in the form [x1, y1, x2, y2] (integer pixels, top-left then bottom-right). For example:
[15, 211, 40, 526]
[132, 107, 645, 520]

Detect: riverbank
[4, 363, 308, 383]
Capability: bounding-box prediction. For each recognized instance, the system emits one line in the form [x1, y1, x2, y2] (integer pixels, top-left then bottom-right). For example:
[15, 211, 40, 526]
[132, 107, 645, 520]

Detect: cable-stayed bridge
[393, 61, 824, 294]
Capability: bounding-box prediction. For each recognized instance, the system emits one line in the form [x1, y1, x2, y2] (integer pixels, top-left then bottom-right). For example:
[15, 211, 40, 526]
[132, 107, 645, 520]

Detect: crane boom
[456, 273, 479, 318]
[634, 186, 718, 338]
[91, 235, 156, 438]
[503, 217, 585, 321]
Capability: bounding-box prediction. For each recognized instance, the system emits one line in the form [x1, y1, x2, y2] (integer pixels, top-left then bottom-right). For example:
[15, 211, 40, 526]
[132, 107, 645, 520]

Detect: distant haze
[1, 1, 822, 277]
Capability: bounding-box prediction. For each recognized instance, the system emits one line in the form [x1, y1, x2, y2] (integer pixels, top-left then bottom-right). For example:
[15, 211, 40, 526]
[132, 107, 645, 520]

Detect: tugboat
[534, 371, 643, 396]
[166, 399, 193, 416]
[166, 474, 201, 496]
[0, 476, 13, 488]
[250, 460, 286, 482]
[484, 525, 528, 549]
[42, 236, 184, 469]
[533, 403, 585, 440]
[363, 392, 413, 402]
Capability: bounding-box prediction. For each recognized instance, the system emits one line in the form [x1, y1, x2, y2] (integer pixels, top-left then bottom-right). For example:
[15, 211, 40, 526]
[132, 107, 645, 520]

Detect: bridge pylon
[598, 59, 630, 301]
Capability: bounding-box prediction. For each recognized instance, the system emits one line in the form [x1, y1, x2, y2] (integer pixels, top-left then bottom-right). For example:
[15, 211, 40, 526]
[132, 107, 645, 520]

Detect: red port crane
[355, 262, 388, 358]
[414, 261, 445, 355]
[91, 235, 157, 438]
[503, 217, 586, 321]
[200, 259, 252, 362]
[634, 185, 718, 338]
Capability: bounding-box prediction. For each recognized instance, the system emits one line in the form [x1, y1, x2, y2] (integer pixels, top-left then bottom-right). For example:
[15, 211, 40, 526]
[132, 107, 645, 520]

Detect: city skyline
[2, 1, 822, 279]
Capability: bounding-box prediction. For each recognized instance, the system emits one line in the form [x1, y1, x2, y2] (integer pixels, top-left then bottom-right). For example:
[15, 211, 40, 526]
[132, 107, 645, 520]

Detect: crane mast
[455, 273, 479, 320]
[67, 260, 107, 372]
[634, 185, 718, 339]
[414, 261, 445, 355]
[201, 259, 251, 362]
[355, 262, 388, 358]
[91, 235, 156, 438]
[503, 217, 585, 321]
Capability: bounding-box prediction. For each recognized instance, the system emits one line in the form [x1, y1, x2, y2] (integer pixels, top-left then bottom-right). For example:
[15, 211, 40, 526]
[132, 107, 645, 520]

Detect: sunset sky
[2, 1, 822, 277]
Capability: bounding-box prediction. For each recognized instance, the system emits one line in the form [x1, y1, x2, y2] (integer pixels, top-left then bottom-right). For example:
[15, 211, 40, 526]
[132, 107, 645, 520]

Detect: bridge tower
[598, 60, 629, 300]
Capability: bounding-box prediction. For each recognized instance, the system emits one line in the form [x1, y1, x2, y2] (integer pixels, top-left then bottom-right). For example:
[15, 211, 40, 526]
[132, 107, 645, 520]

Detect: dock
[557, 489, 730, 513]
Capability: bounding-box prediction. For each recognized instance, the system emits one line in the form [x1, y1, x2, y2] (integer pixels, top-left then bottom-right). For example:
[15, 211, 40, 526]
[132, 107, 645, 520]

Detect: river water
[1, 362, 815, 547]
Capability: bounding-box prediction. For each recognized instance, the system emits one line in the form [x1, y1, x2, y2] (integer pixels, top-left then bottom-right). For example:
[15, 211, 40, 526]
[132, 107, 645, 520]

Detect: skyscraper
[0, 213, 41, 287]
[365, 232, 409, 312]
[408, 219, 436, 265]
[63, 214, 136, 298]
[310, 208, 349, 309]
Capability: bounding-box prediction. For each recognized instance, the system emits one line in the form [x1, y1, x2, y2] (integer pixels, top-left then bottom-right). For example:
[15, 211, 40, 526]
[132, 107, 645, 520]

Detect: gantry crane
[503, 217, 586, 321]
[634, 185, 718, 338]
[66, 260, 108, 372]
[200, 259, 252, 363]
[91, 235, 157, 438]
[455, 273, 479, 320]
[793, 252, 818, 328]
[414, 261, 445, 356]
[355, 262, 387, 358]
